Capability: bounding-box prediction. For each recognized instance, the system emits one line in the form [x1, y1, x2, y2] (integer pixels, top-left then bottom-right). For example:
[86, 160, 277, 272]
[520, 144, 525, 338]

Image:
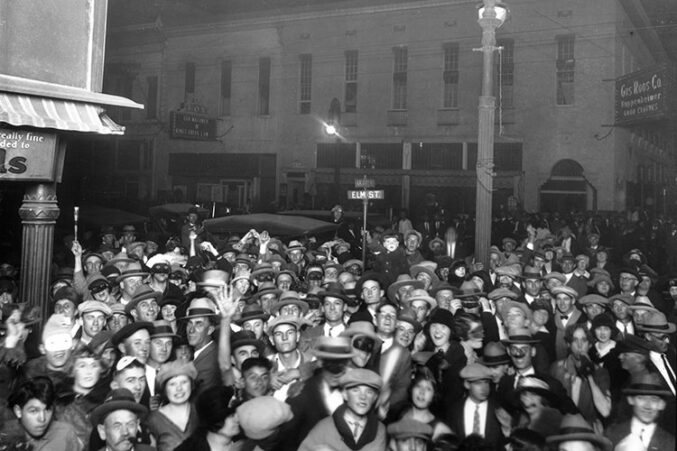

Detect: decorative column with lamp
[474, 0, 508, 266]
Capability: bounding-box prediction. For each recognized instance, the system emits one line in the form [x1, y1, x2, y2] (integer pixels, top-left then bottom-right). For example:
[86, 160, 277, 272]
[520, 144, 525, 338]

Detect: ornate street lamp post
[474, 0, 508, 266]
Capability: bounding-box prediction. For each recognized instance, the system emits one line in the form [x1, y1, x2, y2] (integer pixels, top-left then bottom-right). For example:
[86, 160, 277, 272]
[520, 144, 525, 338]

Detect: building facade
[87, 0, 675, 216]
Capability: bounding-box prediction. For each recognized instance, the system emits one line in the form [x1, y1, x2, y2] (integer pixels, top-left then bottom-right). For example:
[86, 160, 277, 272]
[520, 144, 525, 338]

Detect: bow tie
[561, 315, 569, 320]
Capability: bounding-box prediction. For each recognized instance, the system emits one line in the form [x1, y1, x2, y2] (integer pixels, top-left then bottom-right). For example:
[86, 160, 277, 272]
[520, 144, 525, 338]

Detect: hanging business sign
[615, 64, 673, 126]
[0, 128, 58, 181]
[169, 111, 217, 140]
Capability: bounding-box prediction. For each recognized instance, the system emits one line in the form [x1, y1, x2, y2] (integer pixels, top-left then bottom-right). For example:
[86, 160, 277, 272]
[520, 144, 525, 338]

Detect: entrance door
[221, 179, 250, 212]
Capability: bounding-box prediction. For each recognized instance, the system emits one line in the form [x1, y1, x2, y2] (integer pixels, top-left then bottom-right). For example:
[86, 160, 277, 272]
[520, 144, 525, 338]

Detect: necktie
[662, 354, 676, 388]
[473, 404, 481, 435]
[514, 373, 522, 389]
[350, 421, 361, 440]
[639, 428, 645, 443]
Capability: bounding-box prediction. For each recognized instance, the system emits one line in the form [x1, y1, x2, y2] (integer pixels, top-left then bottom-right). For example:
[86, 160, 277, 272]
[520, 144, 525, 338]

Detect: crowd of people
[0, 204, 675, 451]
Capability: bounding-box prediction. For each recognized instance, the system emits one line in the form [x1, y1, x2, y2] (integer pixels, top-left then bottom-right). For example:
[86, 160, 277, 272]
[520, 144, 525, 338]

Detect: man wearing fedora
[299, 368, 386, 451]
[126, 285, 161, 323]
[115, 263, 148, 306]
[606, 373, 675, 451]
[635, 311, 676, 430]
[147, 320, 178, 396]
[181, 297, 221, 396]
[546, 413, 612, 451]
[91, 388, 153, 451]
[235, 303, 274, 357]
[300, 283, 350, 352]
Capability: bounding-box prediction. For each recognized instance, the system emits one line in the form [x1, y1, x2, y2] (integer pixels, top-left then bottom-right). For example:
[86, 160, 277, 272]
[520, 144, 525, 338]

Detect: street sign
[355, 177, 376, 188]
[347, 189, 385, 200]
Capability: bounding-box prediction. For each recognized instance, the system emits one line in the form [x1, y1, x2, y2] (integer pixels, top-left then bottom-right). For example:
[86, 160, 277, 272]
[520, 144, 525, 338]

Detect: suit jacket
[565, 274, 589, 298]
[447, 397, 504, 450]
[370, 343, 412, 408]
[192, 341, 221, 396]
[606, 420, 675, 451]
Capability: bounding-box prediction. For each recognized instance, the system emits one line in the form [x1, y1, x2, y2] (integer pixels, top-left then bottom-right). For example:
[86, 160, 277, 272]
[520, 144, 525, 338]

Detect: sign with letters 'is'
[0, 128, 58, 181]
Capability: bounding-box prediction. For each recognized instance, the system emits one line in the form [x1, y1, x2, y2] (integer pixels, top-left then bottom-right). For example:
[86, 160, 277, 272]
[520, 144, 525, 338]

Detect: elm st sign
[615, 64, 673, 126]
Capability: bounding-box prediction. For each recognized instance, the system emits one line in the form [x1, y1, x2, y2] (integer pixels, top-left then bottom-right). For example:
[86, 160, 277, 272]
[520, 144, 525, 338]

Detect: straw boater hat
[197, 269, 230, 288]
[636, 311, 676, 334]
[515, 375, 561, 407]
[179, 297, 220, 321]
[578, 294, 609, 307]
[550, 285, 578, 299]
[312, 336, 356, 360]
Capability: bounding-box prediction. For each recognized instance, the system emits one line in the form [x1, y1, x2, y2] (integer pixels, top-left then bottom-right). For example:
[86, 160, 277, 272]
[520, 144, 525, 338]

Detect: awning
[0, 92, 125, 135]
[540, 177, 587, 194]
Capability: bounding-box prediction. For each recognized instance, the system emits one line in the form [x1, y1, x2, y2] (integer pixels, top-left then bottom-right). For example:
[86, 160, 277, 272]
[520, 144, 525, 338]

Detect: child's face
[383, 237, 399, 252]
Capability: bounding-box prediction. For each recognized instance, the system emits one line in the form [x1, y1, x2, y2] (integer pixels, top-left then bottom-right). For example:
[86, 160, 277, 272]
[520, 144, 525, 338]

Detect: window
[344, 50, 358, 113]
[299, 54, 312, 114]
[360, 143, 402, 169]
[496, 39, 514, 108]
[556, 35, 575, 105]
[258, 57, 271, 115]
[185, 62, 195, 96]
[146, 76, 158, 119]
[392, 47, 408, 110]
[220, 61, 232, 116]
[316, 143, 357, 168]
[412, 143, 463, 170]
[442, 44, 459, 108]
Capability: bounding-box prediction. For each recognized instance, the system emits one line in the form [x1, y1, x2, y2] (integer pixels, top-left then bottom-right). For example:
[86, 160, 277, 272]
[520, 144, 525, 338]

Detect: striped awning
[0, 92, 125, 135]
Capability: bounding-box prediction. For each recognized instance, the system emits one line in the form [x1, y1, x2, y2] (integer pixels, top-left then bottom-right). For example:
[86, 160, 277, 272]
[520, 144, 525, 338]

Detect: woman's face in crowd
[411, 379, 435, 409]
[165, 374, 192, 405]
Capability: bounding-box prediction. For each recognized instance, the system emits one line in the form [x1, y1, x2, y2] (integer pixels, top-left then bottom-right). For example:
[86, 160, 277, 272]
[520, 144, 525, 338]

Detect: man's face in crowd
[410, 300, 430, 324]
[14, 398, 53, 439]
[545, 278, 563, 291]
[531, 309, 549, 327]
[583, 303, 604, 320]
[107, 313, 130, 333]
[434, 290, 455, 311]
[243, 365, 271, 398]
[323, 297, 345, 324]
[523, 278, 542, 296]
[121, 329, 150, 364]
[232, 345, 260, 369]
[465, 378, 491, 403]
[82, 311, 106, 338]
[288, 250, 303, 265]
[612, 300, 630, 321]
[361, 280, 382, 305]
[395, 321, 416, 348]
[84, 256, 103, 275]
[113, 367, 146, 403]
[560, 259, 575, 274]
[259, 293, 278, 314]
[555, 293, 574, 314]
[272, 324, 298, 354]
[619, 351, 647, 372]
[394, 436, 427, 451]
[503, 307, 528, 330]
[161, 304, 177, 322]
[508, 344, 535, 370]
[120, 276, 143, 298]
[619, 273, 638, 293]
[276, 274, 293, 291]
[243, 319, 265, 339]
[150, 337, 173, 365]
[376, 305, 397, 336]
[343, 384, 378, 416]
[644, 331, 670, 353]
[42, 336, 73, 371]
[186, 317, 214, 349]
[405, 235, 420, 253]
[628, 395, 666, 425]
[98, 409, 139, 451]
[596, 250, 608, 263]
[133, 299, 159, 323]
[415, 272, 433, 290]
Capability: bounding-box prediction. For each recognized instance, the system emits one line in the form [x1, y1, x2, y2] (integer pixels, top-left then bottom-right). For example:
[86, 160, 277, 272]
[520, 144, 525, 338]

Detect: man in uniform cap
[299, 368, 386, 451]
